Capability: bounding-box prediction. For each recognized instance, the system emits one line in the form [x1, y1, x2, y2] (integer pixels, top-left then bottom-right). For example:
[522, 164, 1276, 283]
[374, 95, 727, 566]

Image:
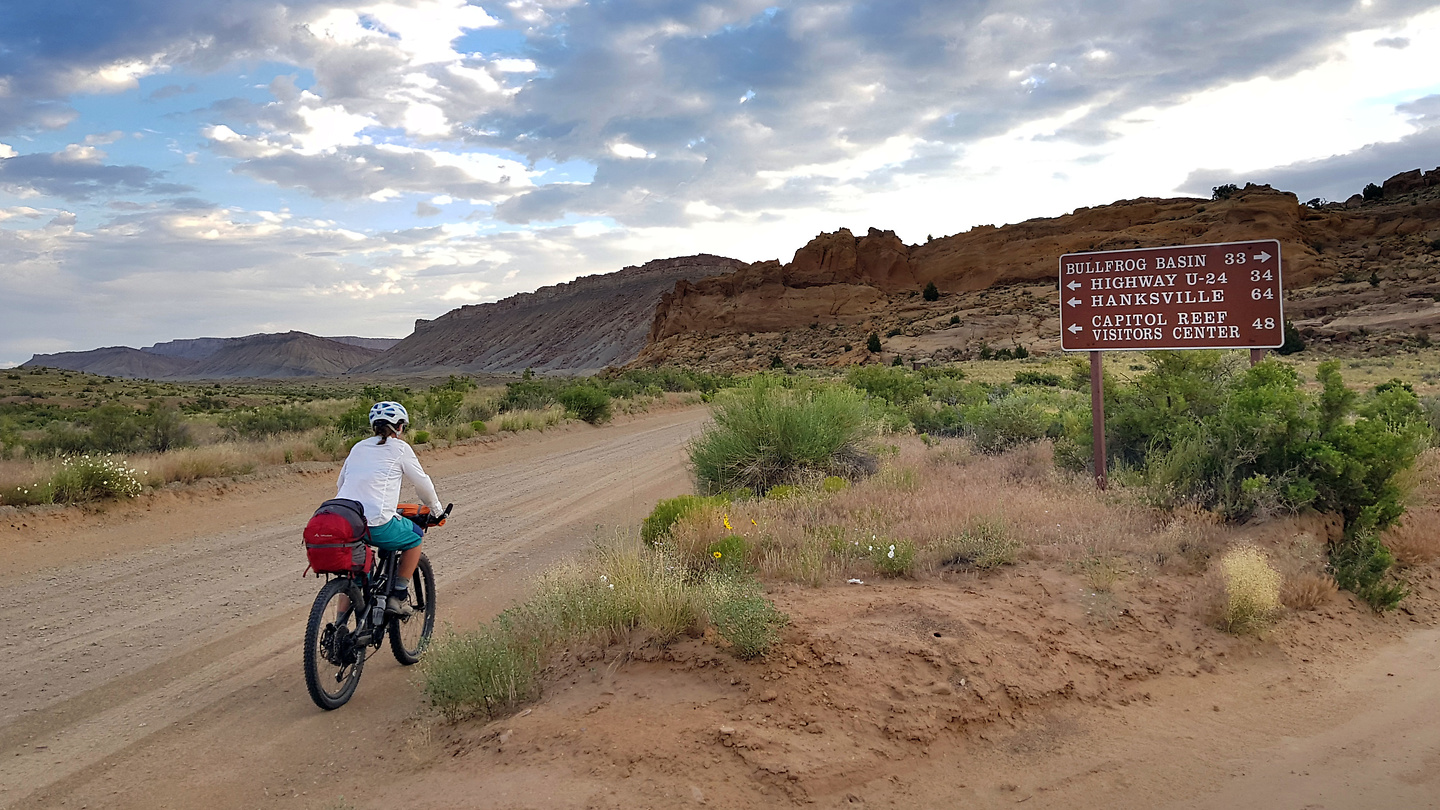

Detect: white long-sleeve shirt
[335, 436, 444, 526]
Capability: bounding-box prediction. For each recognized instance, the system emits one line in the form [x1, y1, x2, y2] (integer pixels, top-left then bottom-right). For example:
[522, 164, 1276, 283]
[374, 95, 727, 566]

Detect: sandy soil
[2, 406, 1437, 810]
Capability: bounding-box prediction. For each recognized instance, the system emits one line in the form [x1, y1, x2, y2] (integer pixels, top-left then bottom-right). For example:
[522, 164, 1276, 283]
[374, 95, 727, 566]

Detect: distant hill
[353, 254, 748, 374]
[24, 332, 384, 379]
[179, 332, 381, 378]
[23, 346, 198, 379]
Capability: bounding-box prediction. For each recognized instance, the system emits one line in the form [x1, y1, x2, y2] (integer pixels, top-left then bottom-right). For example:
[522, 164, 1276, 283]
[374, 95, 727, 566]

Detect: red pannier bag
[303, 498, 374, 575]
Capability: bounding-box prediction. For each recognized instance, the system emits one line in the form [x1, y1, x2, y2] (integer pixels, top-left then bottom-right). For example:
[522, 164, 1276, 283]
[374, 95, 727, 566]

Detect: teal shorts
[368, 515, 423, 551]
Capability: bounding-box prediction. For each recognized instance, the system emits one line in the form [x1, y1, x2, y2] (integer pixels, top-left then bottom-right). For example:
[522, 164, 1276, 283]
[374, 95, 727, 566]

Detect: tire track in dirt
[0, 408, 709, 810]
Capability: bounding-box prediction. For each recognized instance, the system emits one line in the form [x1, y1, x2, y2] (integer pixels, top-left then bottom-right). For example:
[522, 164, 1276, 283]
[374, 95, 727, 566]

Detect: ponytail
[374, 421, 401, 445]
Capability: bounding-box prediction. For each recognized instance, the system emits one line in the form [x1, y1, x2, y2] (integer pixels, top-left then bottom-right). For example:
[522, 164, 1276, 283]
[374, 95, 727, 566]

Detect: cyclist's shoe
[386, 593, 415, 618]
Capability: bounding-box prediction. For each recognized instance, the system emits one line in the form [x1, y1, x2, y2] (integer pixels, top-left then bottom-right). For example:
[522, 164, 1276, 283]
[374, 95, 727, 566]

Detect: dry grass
[1383, 513, 1440, 567]
[656, 436, 1243, 586]
[1282, 573, 1339, 611]
[495, 406, 566, 433]
[1217, 546, 1283, 634]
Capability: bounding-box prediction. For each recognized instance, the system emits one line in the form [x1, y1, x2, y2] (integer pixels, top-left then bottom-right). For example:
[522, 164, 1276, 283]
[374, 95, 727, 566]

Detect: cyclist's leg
[398, 545, 422, 580]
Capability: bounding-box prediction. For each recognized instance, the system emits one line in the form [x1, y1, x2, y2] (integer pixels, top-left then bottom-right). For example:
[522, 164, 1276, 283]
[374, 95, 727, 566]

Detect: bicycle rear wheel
[389, 554, 436, 665]
[304, 578, 367, 710]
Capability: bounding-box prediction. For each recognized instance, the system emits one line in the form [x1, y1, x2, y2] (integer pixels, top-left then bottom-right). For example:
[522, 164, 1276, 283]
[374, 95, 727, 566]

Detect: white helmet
[368, 401, 409, 426]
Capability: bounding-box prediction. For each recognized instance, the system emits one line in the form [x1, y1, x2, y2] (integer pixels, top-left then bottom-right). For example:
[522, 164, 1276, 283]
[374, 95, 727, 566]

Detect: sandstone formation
[639, 175, 1440, 369]
[355, 255, 747, 374]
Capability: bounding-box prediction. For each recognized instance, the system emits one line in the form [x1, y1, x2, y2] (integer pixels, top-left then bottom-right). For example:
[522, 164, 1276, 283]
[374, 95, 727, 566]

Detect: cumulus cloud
[0, 145, 192, 200]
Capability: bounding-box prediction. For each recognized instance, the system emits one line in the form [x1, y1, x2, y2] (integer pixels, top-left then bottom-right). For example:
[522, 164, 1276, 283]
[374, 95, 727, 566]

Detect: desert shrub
[220, 405, 328, 439]
[1362, 182, 1383, 201]
[1014, 370, 1062, 387]
[500, 372, 560, 412]
[1281, 573, 1337, 611]
[820, 476, 848, 493]
[1212, 183, 1239, 200]
[1276, 320, 1305, 355]
[866, 332, 882, 353]
[765, 484, 800, 500]
[28, 421, 91, 457]
[412, 430, 431, 444]
[708, 580, 788, 659]
[1128, 361, 1425, 608]
[688, 378, 877, 495]
[706, 534, 752, 572]
[936, 520, 1020, 571]
[965, 391, 1052, 453]
[922, 281, 940, 301]
[471, 420, 488, 434]
[847, 366, 924, 405]
[557, 385, 612, 424]
[1330, 532, 1407, 610]
[1218, 547, 1282, 634]
[49, 454, 144, 502]
[139, 402, 192, 452]
[642, 494, 717, 544]
[869, 538, 918, 577]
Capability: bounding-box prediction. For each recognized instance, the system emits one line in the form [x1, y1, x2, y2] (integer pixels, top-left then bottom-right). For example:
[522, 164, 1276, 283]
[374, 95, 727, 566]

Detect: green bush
[641, 494, 715, 544]
[709, 587, 787, 659]
[688, 378, 878, 495]
[1013, 370, 1062, 387]
[471, 420, 488, 434]
[866, 332, 882, 353]
[922, 281, 939, 301]
[847, 366, 924, 405]
[220, 405, 328, 439]
[820, 475, 848, 493]
[412, 430, 431, 444]
[706, 534, 752, 572]
[1119, 358, 1426, 609]
[1276, 320, 1305, 355]
[965, 392, 1052, 453]
[557, 385, 612, 424]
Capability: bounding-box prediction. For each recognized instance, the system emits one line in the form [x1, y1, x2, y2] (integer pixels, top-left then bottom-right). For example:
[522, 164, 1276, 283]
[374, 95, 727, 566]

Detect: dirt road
[0, 408, 710, 809]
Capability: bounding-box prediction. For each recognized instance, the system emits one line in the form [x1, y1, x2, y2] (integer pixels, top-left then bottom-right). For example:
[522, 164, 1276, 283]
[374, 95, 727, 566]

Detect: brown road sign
[1059, 239, 1284, 352]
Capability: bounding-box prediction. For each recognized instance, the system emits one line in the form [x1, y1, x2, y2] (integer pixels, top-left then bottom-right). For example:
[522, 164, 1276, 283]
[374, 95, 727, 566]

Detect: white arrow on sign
[1253, 250, 1272, 262]
[1067, 281, 1082, 290]
[1067, 297, 1082, 307]
[1067, 323, 1082, 334]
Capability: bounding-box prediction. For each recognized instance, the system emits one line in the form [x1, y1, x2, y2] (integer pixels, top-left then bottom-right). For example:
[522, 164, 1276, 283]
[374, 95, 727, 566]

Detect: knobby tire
[304, 577, 366, 710]
[389, 554, 436, 665]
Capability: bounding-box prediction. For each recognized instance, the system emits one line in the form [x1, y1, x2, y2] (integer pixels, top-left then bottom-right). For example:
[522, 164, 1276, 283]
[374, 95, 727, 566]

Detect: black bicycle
[302, 503, 449, 710]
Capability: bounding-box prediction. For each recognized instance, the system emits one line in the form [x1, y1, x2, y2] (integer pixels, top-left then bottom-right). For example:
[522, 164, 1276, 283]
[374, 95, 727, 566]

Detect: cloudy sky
[3, 0, 1440, 365]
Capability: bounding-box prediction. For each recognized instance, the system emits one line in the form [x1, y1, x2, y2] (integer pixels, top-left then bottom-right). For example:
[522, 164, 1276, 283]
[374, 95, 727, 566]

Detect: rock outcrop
[639, 175, 1440, 369]
[355, 254, 747, 374]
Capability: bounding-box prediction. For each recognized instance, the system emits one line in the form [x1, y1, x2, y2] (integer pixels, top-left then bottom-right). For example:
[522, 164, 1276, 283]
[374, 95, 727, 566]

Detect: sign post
[1059, 240, 1285, 490]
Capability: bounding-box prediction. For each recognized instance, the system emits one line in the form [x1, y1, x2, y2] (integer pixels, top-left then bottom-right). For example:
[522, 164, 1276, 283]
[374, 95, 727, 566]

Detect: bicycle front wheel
[389, 554, 436, 665]
[304, 577, 367, 710]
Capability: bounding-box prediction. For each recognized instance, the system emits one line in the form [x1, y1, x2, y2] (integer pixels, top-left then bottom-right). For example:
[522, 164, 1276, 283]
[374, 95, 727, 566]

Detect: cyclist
[334, 401, 445, 617]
